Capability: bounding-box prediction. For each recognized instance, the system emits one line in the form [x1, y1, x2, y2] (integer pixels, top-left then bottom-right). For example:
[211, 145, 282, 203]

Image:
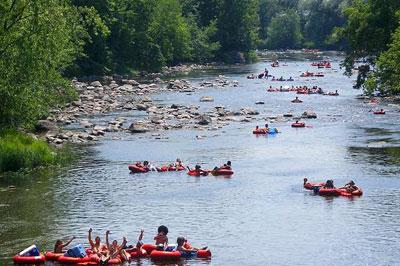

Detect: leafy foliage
[267, 10, 302, 49]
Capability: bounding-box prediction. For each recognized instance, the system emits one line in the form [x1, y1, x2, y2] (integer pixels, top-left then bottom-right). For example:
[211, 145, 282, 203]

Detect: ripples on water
[1, 53, 400, 265]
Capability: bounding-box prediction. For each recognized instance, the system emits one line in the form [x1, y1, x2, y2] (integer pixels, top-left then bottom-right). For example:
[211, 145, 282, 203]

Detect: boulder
[90, 81, 102, 87]
[35, 120, 58, 133]
[241, 108, 259, 115]
[197, 115, 212, 125]
[302, 111, 317, 119]
[128, 122, 149, 133]
[126, 79, 139, 86]
[200, 96, 214, 102]
[136, 103, 148, 111]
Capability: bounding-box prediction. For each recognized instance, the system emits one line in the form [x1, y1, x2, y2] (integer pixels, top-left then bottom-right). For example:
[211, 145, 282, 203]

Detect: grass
[0, 130, 71, 173]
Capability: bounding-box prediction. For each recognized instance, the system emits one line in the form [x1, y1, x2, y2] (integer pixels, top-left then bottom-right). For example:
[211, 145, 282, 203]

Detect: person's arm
[138, 229, 144, 242]
[165, 236, 168, 246]
[106, 231, 111, 250]
[62, 236, 76, 248]
[119, 237, 127, 251]
[88, 228, 94, 247]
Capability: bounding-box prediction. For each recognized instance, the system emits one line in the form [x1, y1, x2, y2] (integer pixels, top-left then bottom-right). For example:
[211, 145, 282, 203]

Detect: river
[1, 52, 400, 266]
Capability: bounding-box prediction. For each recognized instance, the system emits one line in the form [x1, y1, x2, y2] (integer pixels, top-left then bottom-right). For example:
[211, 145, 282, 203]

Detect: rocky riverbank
[37, 74, 318, 145]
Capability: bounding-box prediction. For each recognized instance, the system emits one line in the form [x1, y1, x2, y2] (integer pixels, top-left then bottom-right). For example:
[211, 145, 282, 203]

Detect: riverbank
[0, 130, 72, 174]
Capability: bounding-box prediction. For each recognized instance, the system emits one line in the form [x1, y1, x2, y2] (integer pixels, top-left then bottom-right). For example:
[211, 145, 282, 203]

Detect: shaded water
[1, 53, 400, 265]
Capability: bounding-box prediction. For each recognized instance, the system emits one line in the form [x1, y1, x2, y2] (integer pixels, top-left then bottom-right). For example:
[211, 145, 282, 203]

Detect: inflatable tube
[107, 257, 122, 264]
[150, 250, 181, 260]
[13, 254, 46, 264]
[291, 122, 305, 128]
[168, 166, 185, 171]
[197, 250, 212, 258]
[157, 166, 168, 172]
[128, 165, 149, 173]
[211, 169, 234, 176]
[268, 128, 278, 134]
[44, 251, 64, 261]
[187, 170, 209, 177]
[141, 244, 156, 254]
[58, 255, 91, 264]
[317, 188, 340, 196]
[338, 188, 363, 197]
[253, 129, 266, 134]
[373, 111, 385, 115]
[129, 249, 147, 258]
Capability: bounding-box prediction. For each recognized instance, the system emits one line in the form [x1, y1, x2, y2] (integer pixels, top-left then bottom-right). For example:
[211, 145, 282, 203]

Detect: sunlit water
[1, 53, 400, 266]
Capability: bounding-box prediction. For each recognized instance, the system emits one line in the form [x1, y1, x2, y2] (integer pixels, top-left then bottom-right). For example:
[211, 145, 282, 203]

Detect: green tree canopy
[267, 10, 302, 49]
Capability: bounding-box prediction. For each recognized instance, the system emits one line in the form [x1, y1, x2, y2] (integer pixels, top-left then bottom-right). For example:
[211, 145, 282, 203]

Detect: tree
[150, 0, 192, 65]
[367, 25, 400, 95]
[0, 0, 84, 128]
[339, 0, 400, 78]
[267, 10, 302, 49]
[217, 0, 259, 55]
[299, 0, 349, 48]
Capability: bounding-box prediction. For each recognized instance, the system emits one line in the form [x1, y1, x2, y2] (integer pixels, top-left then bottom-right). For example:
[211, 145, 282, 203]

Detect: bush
[0, 130, 69, 173]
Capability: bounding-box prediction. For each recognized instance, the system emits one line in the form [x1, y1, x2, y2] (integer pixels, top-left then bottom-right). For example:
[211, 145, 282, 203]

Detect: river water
[1, 52, 400, 266]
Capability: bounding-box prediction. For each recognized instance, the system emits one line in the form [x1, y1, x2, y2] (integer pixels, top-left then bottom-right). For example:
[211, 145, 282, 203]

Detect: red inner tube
[150, 250, 181, 260]
[141, 244, 156, 254]
[292, 122, 305, 128]
[338, 188, 363, 197]
[318, 188, 340, 196]
[128, 165, 149, 173]
[13, 254, 46, 264]
[187, 170, 209, 176]
[253, 129, 266, 134]
[44, 251, 64, 261]
[58, 255, 91, 264]
[197, 250, 212, 258]
[212, 169, 234, 176]
[129, 248, 148, 258]
[373, 111, 385, 115]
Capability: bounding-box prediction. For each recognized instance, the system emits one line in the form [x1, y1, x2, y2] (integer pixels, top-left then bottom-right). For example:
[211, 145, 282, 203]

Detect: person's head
[177, 236, 186, 247]
[296, 120, 299, 123]
[144, 161, 149, 166]
[95, 236, 101, 245]
[112, 240, 118, 248]
[296, 96, 298, 99]
[303, 178, 308, 184]
[55, 239, 63, 247]
[256, 125, 259, 129]
[265, 124, 268, 128]
[213, 166, 218, 171]
[176, 158, 181, 163]
[195, 165, 201, 170]
[227, 161, 231, 166]
[349, 180, 355, 185]
[158, 225, 168, 235]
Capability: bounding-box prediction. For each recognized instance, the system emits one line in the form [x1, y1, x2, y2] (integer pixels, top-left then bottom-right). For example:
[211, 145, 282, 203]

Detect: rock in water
[198, 115, 212, 125]
[128, 122, 149, 133]
[302, 111, 317, 119]
[200, 96, 214, 102]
